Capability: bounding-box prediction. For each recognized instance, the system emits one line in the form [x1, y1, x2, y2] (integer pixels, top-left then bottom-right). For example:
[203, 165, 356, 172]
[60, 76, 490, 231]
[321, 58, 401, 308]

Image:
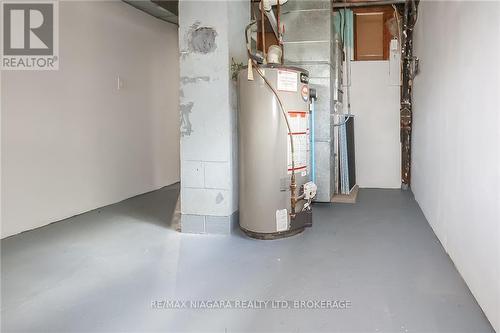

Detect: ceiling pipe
[264, 7, 279, 38]
[260, 0, 288, 40]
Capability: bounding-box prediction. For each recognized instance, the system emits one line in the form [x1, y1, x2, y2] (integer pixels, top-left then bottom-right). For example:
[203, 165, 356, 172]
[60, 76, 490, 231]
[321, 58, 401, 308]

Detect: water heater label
[287, 111, 310, 175]
[276, 209, 289, 232]
[277, 70, 298, 92]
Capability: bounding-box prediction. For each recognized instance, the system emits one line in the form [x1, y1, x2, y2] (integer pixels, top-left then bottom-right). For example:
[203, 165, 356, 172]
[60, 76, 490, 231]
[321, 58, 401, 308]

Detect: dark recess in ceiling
[123, 0, 178, 25]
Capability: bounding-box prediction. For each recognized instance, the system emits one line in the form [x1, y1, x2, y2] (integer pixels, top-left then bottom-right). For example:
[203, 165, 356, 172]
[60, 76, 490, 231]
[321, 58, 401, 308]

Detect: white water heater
[238, 65, 316, 239]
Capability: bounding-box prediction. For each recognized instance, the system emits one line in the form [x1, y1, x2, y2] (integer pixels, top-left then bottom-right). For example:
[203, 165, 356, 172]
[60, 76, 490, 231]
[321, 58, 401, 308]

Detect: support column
[178, 0, 249, 234]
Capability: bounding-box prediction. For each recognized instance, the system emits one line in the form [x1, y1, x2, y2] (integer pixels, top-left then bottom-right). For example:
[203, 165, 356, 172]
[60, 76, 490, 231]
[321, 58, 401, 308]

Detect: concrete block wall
[178, 0, 248, 234]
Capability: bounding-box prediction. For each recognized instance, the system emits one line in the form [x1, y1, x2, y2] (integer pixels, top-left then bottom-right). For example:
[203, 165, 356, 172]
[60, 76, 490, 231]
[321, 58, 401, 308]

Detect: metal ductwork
[332, 0, 405, 8]
[123, 0, 178, 25]
[281, 0, 337, 202]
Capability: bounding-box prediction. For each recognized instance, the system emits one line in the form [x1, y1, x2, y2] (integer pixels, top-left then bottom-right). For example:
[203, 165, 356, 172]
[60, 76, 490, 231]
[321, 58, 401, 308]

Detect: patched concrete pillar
[179, 0, 249, 234]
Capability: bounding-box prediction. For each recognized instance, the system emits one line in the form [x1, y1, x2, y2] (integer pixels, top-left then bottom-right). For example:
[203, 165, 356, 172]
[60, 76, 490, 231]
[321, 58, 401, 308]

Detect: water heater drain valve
[303, 182, 317, 200]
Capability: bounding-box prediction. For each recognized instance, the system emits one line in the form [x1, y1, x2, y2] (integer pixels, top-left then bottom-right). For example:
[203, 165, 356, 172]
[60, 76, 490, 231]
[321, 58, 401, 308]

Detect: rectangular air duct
[281, 0, 339, 202]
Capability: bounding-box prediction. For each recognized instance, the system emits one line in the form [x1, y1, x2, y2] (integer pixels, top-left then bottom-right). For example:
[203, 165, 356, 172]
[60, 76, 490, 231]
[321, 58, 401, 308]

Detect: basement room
[1, 0, 499, 332]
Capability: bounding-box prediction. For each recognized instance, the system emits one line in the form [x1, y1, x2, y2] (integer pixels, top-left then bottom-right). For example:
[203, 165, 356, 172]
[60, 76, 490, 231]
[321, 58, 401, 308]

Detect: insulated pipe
[260, 0, 288, 40]
[264, 8, 279, 39]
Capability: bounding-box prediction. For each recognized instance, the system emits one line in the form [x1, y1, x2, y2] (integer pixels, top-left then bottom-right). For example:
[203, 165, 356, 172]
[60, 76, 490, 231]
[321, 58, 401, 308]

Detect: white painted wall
[1, 1, 180, 238]
[412, 2, 500, 331]
[350, 61, 401, 188]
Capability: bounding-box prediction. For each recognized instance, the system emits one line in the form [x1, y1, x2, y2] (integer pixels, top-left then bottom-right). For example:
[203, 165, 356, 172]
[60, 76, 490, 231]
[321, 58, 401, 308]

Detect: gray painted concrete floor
[1, 184, 494, 333]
